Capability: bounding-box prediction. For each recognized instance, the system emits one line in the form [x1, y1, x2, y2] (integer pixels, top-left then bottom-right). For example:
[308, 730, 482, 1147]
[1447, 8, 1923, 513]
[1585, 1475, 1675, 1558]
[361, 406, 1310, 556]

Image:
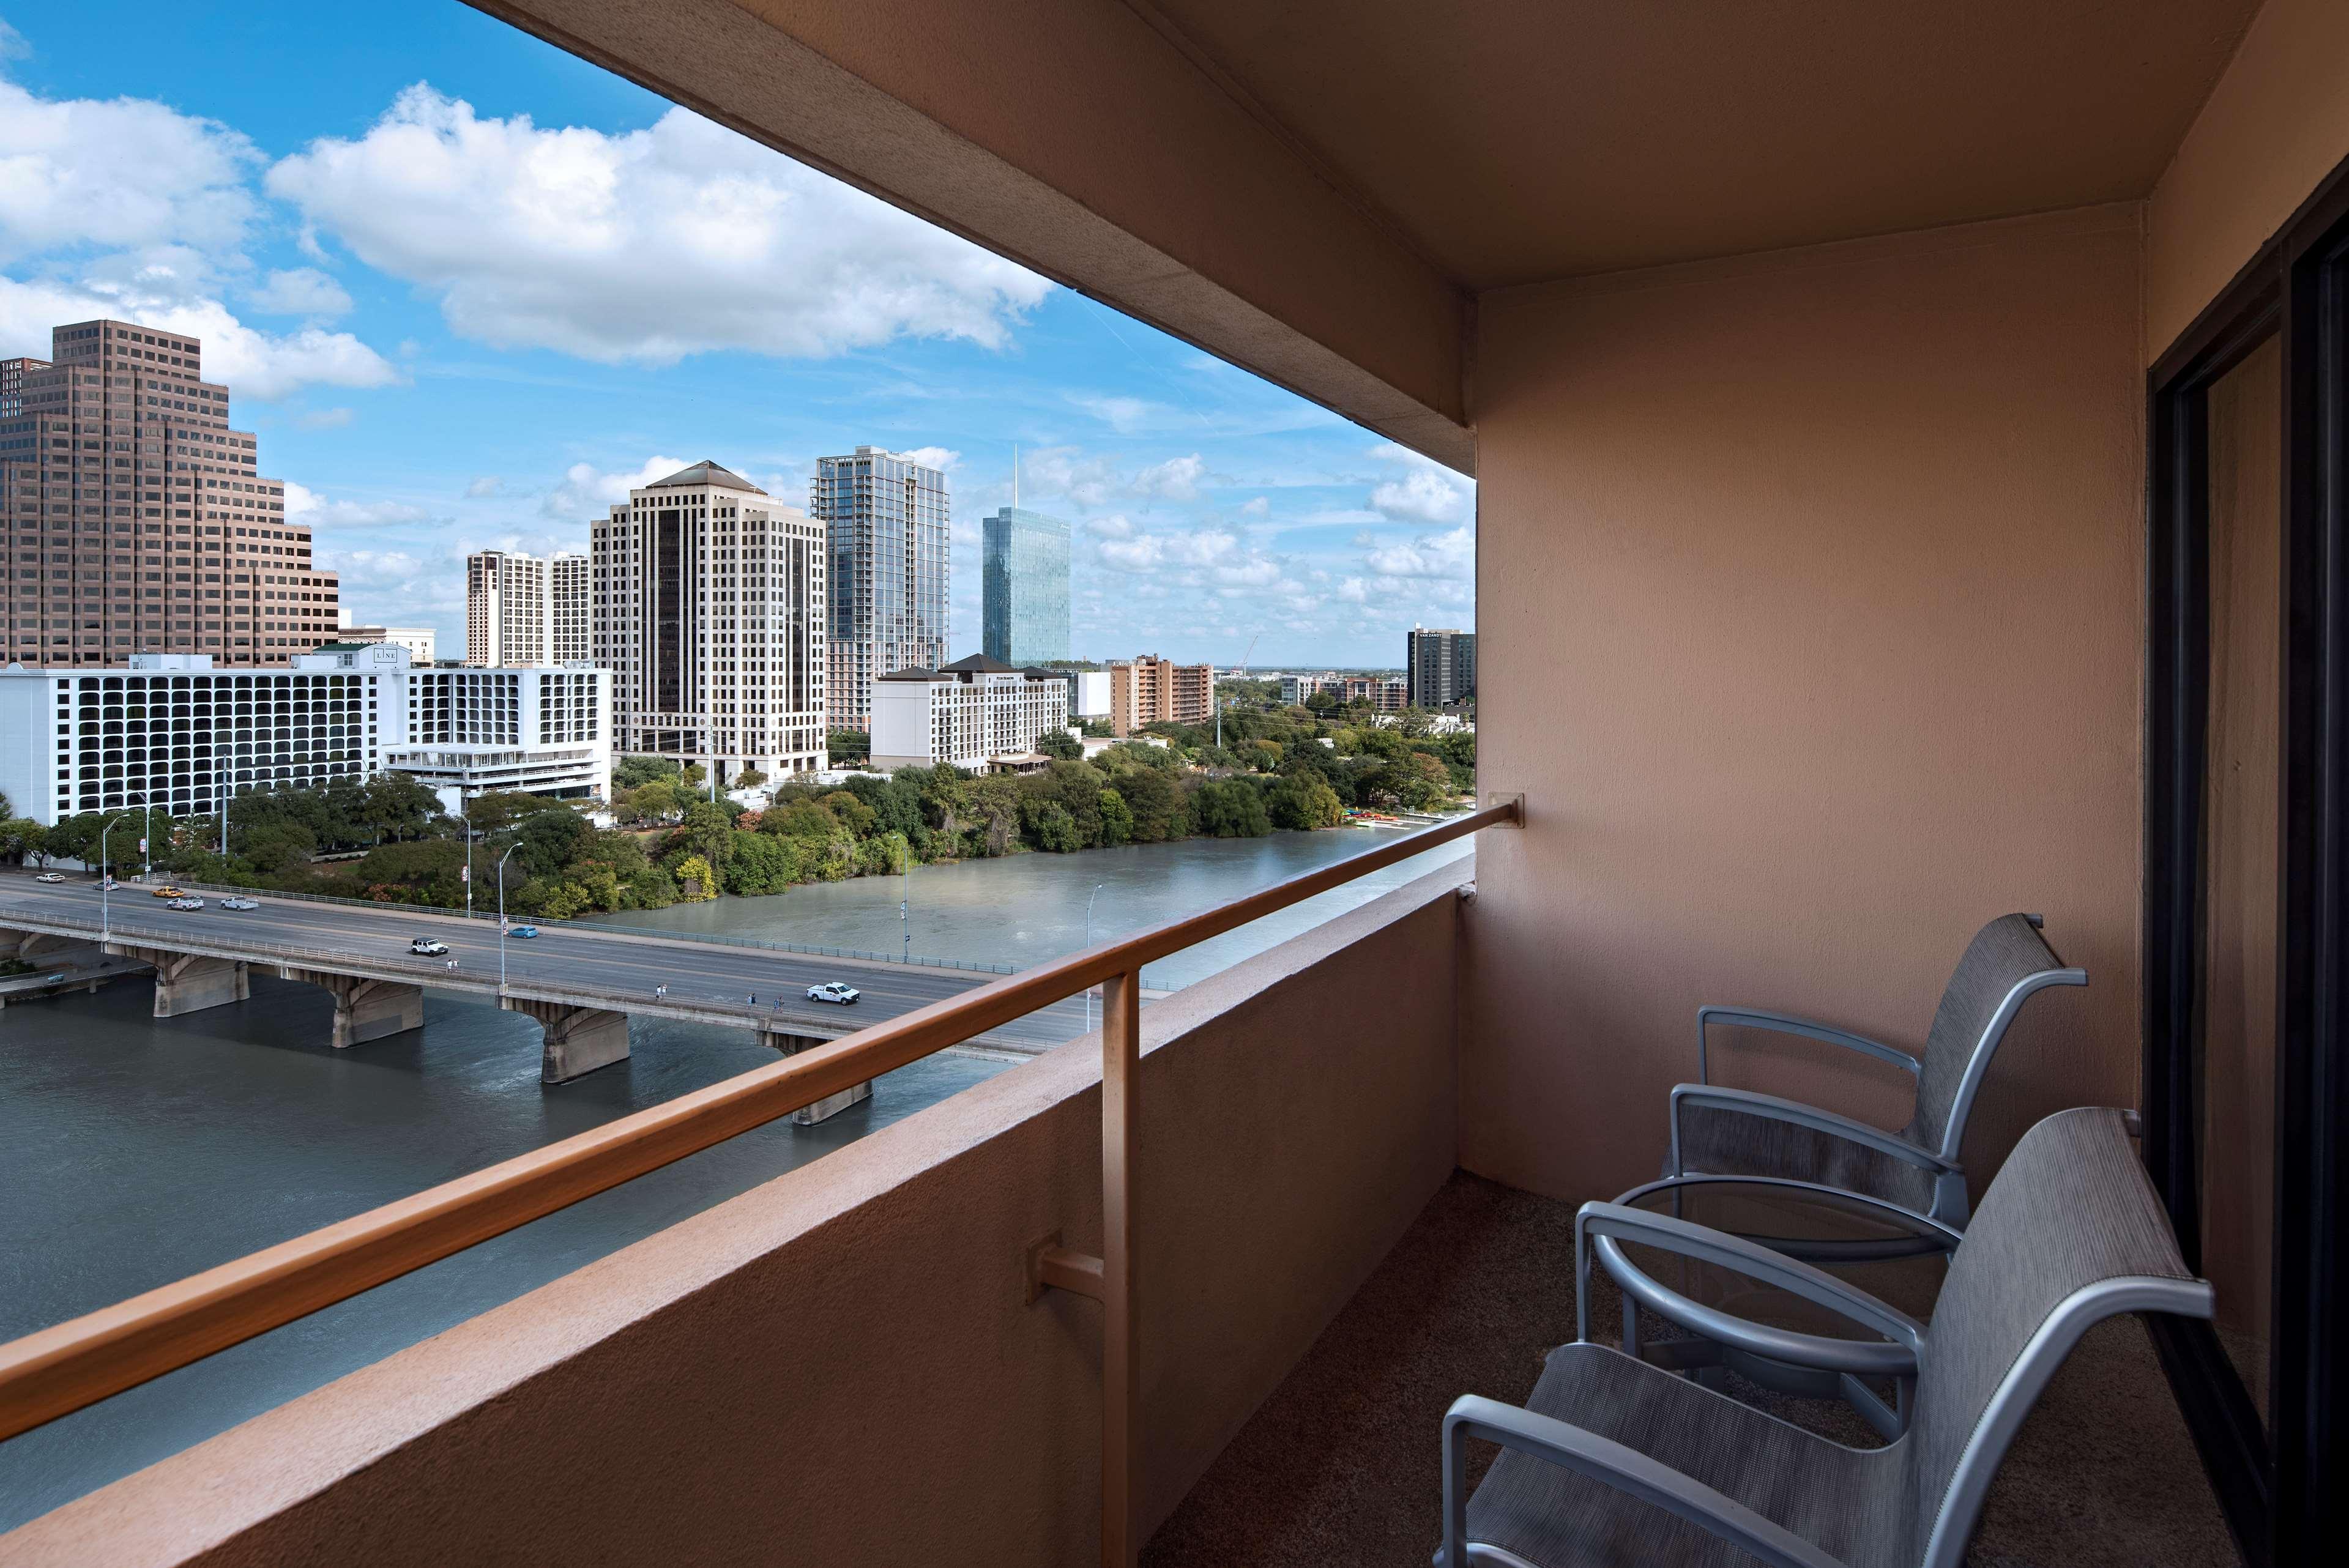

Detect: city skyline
[0, 2, 1474, 672]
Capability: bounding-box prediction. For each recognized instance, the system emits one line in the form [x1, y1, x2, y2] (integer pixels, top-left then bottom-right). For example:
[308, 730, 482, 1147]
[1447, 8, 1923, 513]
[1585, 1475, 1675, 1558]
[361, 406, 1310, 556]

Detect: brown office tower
[0, 318, 340, 667]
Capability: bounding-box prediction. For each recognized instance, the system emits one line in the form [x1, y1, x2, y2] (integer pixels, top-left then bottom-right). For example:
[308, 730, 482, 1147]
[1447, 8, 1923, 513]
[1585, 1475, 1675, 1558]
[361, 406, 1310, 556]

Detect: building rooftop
[641, 461, 765, 494]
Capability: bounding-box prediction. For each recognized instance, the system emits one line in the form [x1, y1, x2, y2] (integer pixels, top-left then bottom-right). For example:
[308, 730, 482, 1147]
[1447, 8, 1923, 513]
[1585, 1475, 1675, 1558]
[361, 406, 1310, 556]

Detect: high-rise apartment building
[1107, 653, 1215, 737]
[464, 549, 589, 666]
[592, 461, 826, 780]
[0, 318, 337, 666]
[812, 446, 948, 732]
[466, 550, 547, 666]
[551, 552, 590, 664]
[981, 506, 1070, 665]
[1404, 626, 1476, 708]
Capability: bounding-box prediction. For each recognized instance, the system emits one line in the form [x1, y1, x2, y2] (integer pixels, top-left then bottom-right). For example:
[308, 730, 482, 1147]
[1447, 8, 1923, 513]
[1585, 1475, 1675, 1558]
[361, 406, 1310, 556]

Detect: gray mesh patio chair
[1438, 1107, 2207, 1568]
[1670, 913, 2084, 1226]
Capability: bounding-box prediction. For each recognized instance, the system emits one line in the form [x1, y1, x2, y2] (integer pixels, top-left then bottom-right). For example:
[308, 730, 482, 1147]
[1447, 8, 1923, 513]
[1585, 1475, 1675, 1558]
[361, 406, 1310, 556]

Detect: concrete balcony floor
[1143, 1172, 2239, 1568]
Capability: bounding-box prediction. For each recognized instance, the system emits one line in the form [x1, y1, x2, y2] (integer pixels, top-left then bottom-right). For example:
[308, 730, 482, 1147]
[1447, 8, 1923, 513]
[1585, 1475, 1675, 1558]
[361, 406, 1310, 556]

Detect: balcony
[7, 0, 2348, 1563]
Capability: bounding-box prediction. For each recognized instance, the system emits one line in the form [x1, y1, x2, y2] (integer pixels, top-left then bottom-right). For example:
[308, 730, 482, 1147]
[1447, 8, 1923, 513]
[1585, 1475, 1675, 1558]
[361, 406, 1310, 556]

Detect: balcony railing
[0, 797, 1519, 1565]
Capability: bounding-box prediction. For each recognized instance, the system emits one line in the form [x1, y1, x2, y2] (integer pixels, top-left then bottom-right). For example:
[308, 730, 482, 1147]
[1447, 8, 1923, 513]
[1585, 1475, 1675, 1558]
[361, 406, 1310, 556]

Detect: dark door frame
[2146, 151, 2349, 1568]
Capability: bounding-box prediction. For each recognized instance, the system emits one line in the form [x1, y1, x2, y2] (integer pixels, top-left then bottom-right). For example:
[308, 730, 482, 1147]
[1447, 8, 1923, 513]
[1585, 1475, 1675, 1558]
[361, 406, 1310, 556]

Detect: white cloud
[1024, 445, 1119, 508]
[1368, 442, 1475, 527]
[1076, 393, 1153, 432]
[1362, 526, 1475, 579]
[266, 86, 1052, 364]
[1084, 514, 1134, 539]
[250, 266, 352, 319]
[1098, 535, 1163, 571]
[542, 454, 688, 521]
[465, 475, 505, 498]
[0, 74, 399, 401]
[0, 278, 396, 399]
[890, 445, 959, 470]
[295, 406, 353, 429]
[0, 78, 258, 262]
[283, 481, 430, 527]
[1133, 453, 1208, 500]
[0, 21, 28, 62]
[1240, 496, 1269, 517]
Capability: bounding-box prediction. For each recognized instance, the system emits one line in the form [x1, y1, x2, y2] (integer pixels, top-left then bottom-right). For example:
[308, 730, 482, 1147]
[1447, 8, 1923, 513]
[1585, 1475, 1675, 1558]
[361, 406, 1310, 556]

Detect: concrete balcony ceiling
[469, 0, 2260, 474]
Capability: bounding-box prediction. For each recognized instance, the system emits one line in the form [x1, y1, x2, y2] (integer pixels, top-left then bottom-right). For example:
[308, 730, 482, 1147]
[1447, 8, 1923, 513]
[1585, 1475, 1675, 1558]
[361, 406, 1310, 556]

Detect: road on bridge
[0, 872, 1093, 1054]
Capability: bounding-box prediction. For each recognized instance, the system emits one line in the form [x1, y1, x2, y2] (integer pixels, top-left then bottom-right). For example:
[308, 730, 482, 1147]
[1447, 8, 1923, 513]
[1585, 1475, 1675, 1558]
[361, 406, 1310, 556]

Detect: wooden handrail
[0, 800, 1516, 1445]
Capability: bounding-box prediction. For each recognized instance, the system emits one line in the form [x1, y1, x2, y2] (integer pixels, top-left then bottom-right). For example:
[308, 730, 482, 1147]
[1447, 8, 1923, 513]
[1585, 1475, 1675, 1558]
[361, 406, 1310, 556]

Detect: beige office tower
[466, 549, 550, 666]
[0, 318, 339, 666]
[551, 551, 590, 663]
[592, 461, 826, 780]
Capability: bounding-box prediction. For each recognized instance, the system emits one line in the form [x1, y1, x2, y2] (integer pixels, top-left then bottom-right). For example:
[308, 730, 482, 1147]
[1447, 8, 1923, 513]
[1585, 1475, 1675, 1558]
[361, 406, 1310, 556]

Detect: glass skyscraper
[981, 506, 1071, 665]
[811, 446, 950, 730]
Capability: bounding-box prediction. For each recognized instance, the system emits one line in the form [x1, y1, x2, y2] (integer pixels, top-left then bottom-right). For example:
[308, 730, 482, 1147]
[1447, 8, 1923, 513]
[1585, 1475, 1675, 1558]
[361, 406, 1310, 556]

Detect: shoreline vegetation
[0, 699, 1473, 921]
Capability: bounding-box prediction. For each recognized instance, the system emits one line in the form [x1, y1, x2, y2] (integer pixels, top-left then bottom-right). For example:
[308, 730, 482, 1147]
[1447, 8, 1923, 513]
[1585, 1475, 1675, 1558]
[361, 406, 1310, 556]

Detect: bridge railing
[0, 801, 1521, 1566]
[90, 874, 1021, 975]
[2, 907, 908, 1033]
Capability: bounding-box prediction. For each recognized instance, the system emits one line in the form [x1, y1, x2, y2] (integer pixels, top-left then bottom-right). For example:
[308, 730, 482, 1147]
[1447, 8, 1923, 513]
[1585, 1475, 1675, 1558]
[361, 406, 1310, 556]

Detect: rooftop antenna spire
[1013, 442, 1019, 509]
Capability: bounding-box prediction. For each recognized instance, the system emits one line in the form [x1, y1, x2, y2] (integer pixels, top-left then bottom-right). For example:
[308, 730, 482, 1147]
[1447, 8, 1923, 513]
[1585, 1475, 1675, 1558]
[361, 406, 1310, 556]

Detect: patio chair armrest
[1669, 1083, 1957, 1181]
[1696, 1005, 1918, 1084]
[1440, 1393, 1852, 1568]
[1576, 1202, 1922, 1378]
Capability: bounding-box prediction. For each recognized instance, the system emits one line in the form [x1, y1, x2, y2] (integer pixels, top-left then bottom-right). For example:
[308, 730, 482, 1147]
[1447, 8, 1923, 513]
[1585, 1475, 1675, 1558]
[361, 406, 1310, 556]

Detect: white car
[805, 981, 862, 1005]
[409, 937, 450, 957]
[168, 897, 204, 911]
[221, 897, 258, 911]
[34, 871, 65, 884]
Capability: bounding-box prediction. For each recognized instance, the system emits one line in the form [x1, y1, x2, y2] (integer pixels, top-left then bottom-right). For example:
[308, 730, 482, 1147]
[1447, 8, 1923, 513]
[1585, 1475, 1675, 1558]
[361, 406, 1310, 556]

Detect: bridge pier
[111, 946, 251, 1017]
[280, 968, 425, 1049]
[761, 1030, 873, 1124]
[507, 998, 631, 1083]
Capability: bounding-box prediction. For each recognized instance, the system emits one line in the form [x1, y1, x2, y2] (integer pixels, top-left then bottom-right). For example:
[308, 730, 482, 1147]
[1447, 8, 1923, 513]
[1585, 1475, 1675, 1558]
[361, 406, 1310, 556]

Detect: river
[0, 824, 1468, 1529]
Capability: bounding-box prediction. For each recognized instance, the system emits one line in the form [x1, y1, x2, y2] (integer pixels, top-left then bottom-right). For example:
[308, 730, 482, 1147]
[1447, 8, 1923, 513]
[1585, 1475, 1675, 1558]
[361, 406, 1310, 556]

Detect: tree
[1036, 727, 1083, 761]
[1305, 689, 1338, 714]
[612, 754, 682, 792]
[1096, 788, 1133, 846]
[1191, 778, 1271, 838]
[672, 852, 720, 900]
[0, 818, 47, 866]
[1268, 775, 1345, 830]
[1024, 799, 1081, 852]
[828, 729, 869, 764]
[512, 808, 594, 880]
[1110, 768, 1186, 843]
[363, 773, 442, 842]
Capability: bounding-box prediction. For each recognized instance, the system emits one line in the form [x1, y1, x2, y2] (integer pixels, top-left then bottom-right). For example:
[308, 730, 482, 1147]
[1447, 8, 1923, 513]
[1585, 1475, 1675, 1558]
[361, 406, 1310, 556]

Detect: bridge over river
[0, 873, 1091, 1119]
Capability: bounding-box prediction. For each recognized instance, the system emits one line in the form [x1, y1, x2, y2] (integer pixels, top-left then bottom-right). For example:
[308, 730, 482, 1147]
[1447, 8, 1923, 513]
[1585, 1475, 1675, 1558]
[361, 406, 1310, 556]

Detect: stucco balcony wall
[0, 860, 1470, 1568]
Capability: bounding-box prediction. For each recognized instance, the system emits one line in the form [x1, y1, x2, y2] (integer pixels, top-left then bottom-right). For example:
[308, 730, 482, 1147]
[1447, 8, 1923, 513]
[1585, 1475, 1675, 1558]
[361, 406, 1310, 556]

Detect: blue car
[509, 924, 540, 939]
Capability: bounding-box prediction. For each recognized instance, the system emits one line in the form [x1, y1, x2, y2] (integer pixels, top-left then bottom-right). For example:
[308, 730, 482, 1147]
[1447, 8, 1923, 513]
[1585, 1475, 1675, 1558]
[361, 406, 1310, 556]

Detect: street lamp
[463, 794, 474, 920]
[1085, 882, 1107, 1034]
[99, 811, 132, 941]
[901, 857, 911, 963]
[496, 844, 518, 994]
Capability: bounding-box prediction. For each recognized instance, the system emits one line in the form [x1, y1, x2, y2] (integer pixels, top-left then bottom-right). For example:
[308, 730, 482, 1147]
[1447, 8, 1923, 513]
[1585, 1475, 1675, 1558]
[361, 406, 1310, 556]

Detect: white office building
[378, 658, 611, 804]
[592, 461, 826, 781]
[466, 549, 587, 668]
[0, 646, 610, 825]
[337, 622, 437, 665]
[870, 654, 1071, 772]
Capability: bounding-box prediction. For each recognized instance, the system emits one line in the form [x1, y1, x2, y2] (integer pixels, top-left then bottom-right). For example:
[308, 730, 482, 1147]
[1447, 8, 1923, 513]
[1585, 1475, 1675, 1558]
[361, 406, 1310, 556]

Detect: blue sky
[0, 2, 1474, 668]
